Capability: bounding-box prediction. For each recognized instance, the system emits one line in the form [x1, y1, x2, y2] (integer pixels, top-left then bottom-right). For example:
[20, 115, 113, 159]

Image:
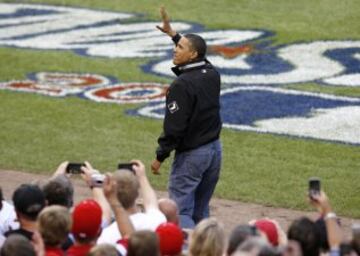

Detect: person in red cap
[156, 222, 184, 256]
[252, 218, 284, 247]
[67, 199, 102, 256]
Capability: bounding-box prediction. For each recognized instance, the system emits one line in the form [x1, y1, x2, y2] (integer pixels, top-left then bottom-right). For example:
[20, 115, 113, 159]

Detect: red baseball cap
[156, 222, 184, 256]
[254, 219, 279, 246]
[71, 199, 102, 239]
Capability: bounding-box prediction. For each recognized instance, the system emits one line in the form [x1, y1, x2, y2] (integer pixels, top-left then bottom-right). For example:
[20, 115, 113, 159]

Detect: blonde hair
[128, 230, 160, 256]
[189, 218, 226, 256]
[37, 205, 71, 246]
[88, 244, 119, 256]
[113, 170, 139, 209]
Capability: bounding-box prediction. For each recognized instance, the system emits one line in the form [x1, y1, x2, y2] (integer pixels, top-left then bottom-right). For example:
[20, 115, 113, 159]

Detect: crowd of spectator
[0, 160, 359, 256]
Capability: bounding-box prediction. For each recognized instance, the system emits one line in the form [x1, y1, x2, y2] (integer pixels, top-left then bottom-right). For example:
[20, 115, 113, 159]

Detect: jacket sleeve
[172, 33, 181, 45]
[156, 79, 193, 162]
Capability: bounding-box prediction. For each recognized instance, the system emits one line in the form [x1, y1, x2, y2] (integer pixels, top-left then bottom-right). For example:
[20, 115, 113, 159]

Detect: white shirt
[0, 234, 5, 248]
[97, 208, 166, 244]
[0, 201, 19, 235]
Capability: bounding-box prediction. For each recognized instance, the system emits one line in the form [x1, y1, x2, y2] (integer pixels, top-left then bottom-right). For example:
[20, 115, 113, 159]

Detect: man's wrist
[156, 155, 165, 163]
[168, 30, 177, 37]
[321, 206, 333, 216]
[324, 212, 337, 220]
[110, 203, 124, 209]
[108, 199, 119, 206]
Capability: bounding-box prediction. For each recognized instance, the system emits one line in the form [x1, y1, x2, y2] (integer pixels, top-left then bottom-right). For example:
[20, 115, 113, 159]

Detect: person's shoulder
[172, 75, 188, 85]
[185, 64, 219, 78]
[131, 209, 166, 230]
[4, 229, 21, 236]
[96, 221, 121, 245]
[5, 229, 33, 240]
[144, 208, 166, 223]
[100, 221, 118, 233]
[204, 63, 220, 76]
[0, 201, 18, 232]
[169, 77, 192, 93]
[0, 201, 15, 218]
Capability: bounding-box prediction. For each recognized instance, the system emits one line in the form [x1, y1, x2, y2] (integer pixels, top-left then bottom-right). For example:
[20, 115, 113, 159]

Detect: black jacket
[156, 35, 222, 162]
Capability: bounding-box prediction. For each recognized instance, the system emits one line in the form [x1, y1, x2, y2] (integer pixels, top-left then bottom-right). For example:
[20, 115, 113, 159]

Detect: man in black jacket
[151, 7, 222, 228]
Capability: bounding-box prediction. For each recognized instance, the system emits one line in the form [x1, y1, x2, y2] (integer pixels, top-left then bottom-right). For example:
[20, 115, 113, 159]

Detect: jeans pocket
[184, 151, 211, 178]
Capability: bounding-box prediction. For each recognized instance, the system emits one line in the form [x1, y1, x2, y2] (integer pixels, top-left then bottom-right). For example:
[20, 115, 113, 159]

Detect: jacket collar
[171, 59, 209, 76]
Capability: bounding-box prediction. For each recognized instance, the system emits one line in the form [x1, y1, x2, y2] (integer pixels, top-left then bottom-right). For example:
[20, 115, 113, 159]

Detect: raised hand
[103, 173, 118, 205]
[156, 6, 176, 37]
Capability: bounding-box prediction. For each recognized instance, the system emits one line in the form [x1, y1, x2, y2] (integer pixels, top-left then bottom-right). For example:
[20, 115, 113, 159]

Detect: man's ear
[190, 50, 198, 61]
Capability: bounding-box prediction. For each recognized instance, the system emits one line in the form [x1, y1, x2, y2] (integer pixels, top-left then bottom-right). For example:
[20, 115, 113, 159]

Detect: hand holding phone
[117, 163, 135, 173]
[308, 177, 321, 200]
[66, 163, 85, 174]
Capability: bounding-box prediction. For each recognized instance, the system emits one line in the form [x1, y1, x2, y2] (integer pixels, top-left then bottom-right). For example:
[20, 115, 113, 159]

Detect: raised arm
[132, 160, 159, 210]
[156, 6, 177, 38]
[310, 191, 343, 252]
[103, 173, 134, 238]
[80, 162, 112, 225]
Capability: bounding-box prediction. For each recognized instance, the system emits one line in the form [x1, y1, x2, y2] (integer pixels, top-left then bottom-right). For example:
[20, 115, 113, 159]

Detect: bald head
[158, 198, 179, 225]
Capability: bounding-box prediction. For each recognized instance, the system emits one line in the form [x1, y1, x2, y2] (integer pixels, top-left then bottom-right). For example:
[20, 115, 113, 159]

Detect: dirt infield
[1, 169, 358, 239]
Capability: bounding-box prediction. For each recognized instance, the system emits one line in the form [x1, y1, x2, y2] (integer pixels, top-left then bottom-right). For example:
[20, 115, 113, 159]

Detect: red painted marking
[44, 74, 102, 86]
[8, 81, 62, 93]
[210, 44, 254, 58]
[94, 84, 168, 101]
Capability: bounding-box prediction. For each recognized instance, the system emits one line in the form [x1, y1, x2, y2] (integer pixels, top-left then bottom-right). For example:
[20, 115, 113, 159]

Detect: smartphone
[117, 163, 135, 173]
[66, 163, 85, 174]
[308, 177, 321, 199]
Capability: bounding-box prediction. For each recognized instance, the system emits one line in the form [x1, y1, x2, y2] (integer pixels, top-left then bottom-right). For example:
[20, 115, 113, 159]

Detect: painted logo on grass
[0, 72, 168, 103]
[1, 4, 360, 87]
[84, 83, 168, 104]
[132, 86, 360, 145]
[1, 4, 360, 145]
[2, 72, 360, 145]
[0, 72, 112, 97]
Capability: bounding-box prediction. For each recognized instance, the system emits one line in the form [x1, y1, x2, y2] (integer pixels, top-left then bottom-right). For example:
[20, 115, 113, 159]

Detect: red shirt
[45, 247, 64, 256]
[67, 244, 93, 256]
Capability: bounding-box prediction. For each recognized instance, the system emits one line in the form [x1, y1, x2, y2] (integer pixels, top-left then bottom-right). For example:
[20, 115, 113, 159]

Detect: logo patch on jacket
[168, 101, 179, 113]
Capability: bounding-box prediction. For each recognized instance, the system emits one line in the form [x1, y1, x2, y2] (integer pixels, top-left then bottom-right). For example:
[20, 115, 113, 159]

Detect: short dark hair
[288, 217, 321, 256]
[184, 33, 207, 60]
[12, 184, 45, 220]
[227, 224, 260, 255]
[42, 175, 74, 208]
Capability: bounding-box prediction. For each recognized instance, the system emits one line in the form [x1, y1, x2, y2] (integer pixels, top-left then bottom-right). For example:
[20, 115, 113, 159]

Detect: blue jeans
[169, 139, 222, 229]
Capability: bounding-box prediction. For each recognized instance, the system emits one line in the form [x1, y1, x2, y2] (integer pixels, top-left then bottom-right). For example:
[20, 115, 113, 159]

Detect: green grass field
[0, 0, 359, 218]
